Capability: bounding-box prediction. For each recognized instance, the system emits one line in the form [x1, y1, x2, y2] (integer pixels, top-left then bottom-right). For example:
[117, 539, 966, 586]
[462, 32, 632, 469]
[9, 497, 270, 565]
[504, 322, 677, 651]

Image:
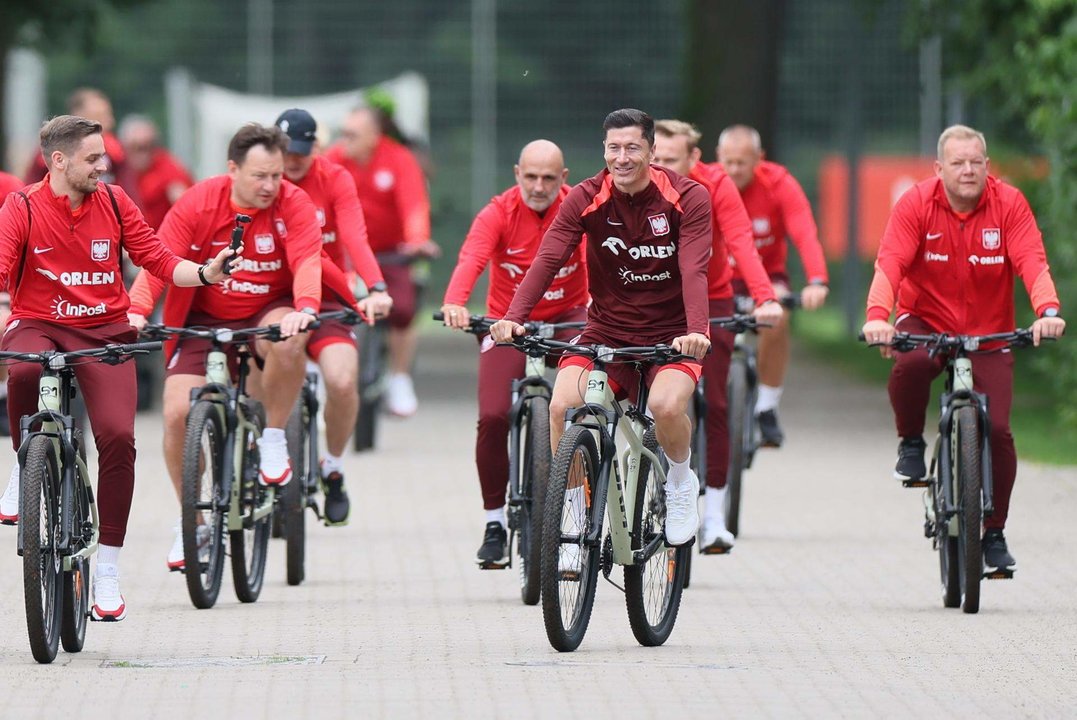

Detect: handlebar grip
[432, 311, 444, 321]
[119, 341, 163, 353]
[857, 331, 866, 342]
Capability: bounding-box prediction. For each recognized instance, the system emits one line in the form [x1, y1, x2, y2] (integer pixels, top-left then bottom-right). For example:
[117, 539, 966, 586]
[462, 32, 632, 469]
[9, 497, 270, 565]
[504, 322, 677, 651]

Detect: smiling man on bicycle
[127, 124, 358, 570]
[441, 139, 589, 568]
[0, 115, 239, 620]
[861, 124, 1065, 574]
[491, 108, 712, 547]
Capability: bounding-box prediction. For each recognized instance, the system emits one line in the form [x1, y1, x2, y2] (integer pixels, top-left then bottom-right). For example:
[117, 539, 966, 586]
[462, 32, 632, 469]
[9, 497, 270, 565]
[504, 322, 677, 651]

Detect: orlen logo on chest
[51, 296, 107, 319]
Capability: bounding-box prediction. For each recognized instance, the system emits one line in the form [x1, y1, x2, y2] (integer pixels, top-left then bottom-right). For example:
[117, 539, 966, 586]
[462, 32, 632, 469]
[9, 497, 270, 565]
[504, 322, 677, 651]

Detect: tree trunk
[683, 0, 786, 160]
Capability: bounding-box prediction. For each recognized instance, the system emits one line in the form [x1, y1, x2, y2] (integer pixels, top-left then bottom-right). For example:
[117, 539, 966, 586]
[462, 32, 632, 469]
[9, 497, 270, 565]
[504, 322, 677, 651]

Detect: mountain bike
[0, 341, 160, 664]
[434, 312, 584, 605]
[142, 322, 290, 609]
[863, 329, 1039, 614]
[508, 335, 695, 651]
[280, 309, 363, 586]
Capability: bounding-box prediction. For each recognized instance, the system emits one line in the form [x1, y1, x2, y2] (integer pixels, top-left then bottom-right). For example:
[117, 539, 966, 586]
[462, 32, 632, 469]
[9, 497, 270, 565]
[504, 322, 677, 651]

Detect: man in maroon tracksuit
[491, 108, 712, 549]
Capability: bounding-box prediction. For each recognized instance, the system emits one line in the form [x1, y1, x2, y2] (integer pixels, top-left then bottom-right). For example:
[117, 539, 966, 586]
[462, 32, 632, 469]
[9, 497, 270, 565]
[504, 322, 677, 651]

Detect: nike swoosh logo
[607, 218, 624, 226]
[505, 248, 526, 255]
[33, 247, 54, 254]
[190, 244, 202, 251]
[926, 232, 943, 240]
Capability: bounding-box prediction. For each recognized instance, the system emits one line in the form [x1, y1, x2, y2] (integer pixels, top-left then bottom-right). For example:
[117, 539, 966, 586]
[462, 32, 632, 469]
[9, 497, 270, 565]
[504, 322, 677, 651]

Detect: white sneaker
[257, 436, 292, 486]
[0, 463, 18, 525]
[385, 373, 418, 417]
[91, 564, 127, 621]
[701, 516, 735, 554]
[167, 523, 212, 571]
[558, 544, 582, 580]
[663, 470, 700, 546]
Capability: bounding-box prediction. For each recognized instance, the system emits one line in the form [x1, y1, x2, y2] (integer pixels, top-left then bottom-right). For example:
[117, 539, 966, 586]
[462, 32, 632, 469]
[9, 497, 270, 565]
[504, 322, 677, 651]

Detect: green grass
[793, 308, 1077, 466]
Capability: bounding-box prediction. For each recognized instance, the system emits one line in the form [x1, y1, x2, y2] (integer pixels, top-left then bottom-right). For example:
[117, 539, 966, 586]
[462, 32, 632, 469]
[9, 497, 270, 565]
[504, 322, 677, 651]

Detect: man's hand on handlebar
[489, 319, 526, 344]
[439, 303, 472, 330]
[861, 319, 897, 358]
[1031, 316, 1065, 347]
[358, 291, 393, 325]
[753, 299, 784, 326]
[400, 239, 441, 259]
[279, 310, 316, 337]
[671, 332, 710, 360]
[127, 312, 149, 332]
[801, 284, 829, 311]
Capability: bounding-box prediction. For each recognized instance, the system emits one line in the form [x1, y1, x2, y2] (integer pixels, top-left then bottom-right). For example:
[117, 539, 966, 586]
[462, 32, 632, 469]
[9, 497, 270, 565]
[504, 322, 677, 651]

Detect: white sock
[756, 384, 783, 414]
[704, 486, 726, 521]
[485, 507, 506, 527]
[98, 544, 121, 567]
[262, 427, 285, 444]
[666, 449, 692, 486]
[321, 453, 344, 477]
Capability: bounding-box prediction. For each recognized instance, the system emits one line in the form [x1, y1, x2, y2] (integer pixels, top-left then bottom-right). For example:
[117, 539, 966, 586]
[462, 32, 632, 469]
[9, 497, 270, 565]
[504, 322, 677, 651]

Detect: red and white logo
[91, 239, 110, 262]
[315, 208, 326, 227]
[274, 219, 287, 237]
[752, 217, 771, 236]
[648, 213, 670, 237]
[255, 234, 275, 254]
[982, 228, 1001, 250]
[374, 170, 395, 191]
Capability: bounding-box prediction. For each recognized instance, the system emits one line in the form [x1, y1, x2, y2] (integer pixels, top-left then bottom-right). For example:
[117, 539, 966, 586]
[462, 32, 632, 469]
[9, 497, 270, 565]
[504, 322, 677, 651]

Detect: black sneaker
[982, 528, 1016, 574]
[757, 409, 784, 448]
[476, 521, 508, 569]
[893, 436, 927, 481]
[321, 472, 351, 526]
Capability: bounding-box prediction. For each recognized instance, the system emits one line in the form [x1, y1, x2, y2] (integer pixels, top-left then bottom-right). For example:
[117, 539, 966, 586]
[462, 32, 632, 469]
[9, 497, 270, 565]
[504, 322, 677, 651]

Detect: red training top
[136, 148, 194, 230]
[0, 172, 22, 201]
[290, 155, 383, 286]
[689, 163, 775, 304]
[866, 175, 1060, 334]
[504, 165, 711, 347]
[324, 136, 430, 252]
[0, 178, 181, 326]
[443, 184, 588, 321]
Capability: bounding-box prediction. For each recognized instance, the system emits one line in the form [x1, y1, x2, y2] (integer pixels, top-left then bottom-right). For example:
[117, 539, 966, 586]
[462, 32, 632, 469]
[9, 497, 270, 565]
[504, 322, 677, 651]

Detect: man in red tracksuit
[0, 115, 238, 620]
[861, 124, 1065, 574]
[653, 119, 781, 553]
[441, 139, 589, 568]
[118, 115, 194, 231]
[127, 123, 359, 571]
[717, 125, 830, 447]
[275, 108, 393, 525]
[325, 107, 438, 417]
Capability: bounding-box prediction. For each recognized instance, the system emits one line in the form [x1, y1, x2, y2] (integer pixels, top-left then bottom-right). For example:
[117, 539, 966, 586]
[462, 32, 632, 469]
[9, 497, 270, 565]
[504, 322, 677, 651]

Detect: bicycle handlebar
[508, 334, 696, 365]
[0, 341, 162, 369]
[858, 328, 1042, 354]
[433, 311, 586, 338]
[710, 314, 764, 333]
[139, 310, 356, 344]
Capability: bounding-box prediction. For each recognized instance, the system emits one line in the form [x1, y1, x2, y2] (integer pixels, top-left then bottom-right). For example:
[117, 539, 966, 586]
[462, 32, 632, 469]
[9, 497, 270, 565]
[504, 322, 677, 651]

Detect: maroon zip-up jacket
[504, 165, 711, 347]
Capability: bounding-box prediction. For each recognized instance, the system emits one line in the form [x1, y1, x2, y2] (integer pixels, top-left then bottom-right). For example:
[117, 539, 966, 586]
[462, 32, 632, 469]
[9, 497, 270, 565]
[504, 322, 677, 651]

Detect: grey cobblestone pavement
[0, 332, 1074, 719]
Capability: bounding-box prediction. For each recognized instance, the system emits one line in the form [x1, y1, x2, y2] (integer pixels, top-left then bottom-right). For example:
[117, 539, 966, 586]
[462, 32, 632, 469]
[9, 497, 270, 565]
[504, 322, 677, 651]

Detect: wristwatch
[1041, 307, 1060, 318]
[369, 282, 388, 293]
[300, 307, 317, 316]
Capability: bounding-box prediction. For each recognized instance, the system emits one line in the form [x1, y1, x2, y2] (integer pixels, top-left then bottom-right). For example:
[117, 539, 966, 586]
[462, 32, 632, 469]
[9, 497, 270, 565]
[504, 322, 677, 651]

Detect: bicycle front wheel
[21, 436, 62, 664]
[954, 406, 982, 614]
[182, 400, 227, 609]
[541, 425, 602, 652]
[517, 395, 550, 606]
[353, 322, 386, 452]
[282, 400, 308, 586]
[624, 428, 687, 646]
[725, 357, 749, 537]
[61, 431, 90, 653]
[231, 401, 271, 603]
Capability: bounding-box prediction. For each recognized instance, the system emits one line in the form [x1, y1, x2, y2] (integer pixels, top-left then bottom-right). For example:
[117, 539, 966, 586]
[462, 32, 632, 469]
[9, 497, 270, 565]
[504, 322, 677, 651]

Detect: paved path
[0, 332, 1074, 719]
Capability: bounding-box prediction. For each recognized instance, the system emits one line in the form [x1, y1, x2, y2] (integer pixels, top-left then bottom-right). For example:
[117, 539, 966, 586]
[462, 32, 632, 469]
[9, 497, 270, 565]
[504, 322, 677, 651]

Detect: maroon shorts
[381, 263, 418, 329]
[165, 298, 293, 379]
[557, 353, 701, 400]
[307, 300, 358, 361]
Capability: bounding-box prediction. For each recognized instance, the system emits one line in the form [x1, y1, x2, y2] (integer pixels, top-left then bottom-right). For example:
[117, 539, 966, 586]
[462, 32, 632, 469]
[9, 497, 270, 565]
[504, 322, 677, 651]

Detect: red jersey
[324, 136, 430, 252]
[135, 148, 194, 230]
[689, 163, 774, 304]
[0, 172, 22, 201]
[505, 166, 711, 346]
[0, 178, 181, 327]
[867, 175, 1060, 334]
[291, 155, 383, 286]
[443, 185, 588, 321]
[719, 160, 828, 285]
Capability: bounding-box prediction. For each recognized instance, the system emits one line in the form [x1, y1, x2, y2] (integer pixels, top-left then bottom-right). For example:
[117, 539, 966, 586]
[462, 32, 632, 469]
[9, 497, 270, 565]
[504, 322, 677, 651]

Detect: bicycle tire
[21, 435, 62, 664]
[231, 400, 270, 603]
[181, 400, 227, 609]
[955, 406, 982, 614]
[61, 431, 90, 653]
[726, 357, 750, 537]
[282, 399, 308, 586]
[540, 425, 602, 652]
[518, 396, 550, 606]
[624, 428, 687, 646]
[686, 387, 705, 589]
[353, 322, 386, 452]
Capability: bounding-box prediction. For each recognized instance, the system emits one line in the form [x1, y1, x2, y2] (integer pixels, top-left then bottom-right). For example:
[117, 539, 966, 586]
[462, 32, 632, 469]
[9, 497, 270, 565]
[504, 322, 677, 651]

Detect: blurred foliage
[909, 1, 1077, 427]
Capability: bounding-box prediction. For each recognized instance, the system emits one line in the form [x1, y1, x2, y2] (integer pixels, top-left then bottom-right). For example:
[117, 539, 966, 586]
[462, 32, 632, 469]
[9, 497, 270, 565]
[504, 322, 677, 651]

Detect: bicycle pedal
[983, 567, 1014, 580]
[477, 560, 509, 570]
[700, 544, 731, 556]
[902, 478, 931, 488]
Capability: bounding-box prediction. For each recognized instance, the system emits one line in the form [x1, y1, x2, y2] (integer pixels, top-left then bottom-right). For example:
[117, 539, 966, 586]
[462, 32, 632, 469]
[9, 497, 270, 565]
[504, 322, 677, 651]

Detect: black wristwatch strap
[197, 263, 213, 286]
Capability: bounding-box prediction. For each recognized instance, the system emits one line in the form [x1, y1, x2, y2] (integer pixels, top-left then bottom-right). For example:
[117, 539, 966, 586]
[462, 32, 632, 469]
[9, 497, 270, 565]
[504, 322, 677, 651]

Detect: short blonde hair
[937, 124, 987, 160]
[717, 124, 762, 153]
[655, 119, 702, 151]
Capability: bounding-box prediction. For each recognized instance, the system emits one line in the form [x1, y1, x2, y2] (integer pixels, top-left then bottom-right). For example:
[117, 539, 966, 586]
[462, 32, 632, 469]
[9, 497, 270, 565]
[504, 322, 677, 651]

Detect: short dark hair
[227, 123, 289, 166]
[40, 115, 103, 165]
[603, 108, 654, 147]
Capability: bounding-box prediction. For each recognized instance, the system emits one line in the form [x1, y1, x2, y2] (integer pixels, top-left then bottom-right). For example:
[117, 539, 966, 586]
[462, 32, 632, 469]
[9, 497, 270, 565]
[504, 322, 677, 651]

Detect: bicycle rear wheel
[725, 357, 749, 537]
[61, 431, 90, 653]
[540, 425, 602, 652]
[21, 436, 62, 664]
[181, 400, 227, 609]
[624, 428, 687, 646]
[517, 395, 550, 606]
[282, 399, 309, 586]
[955, 406, 982, 614]
[231, 401, 271, 603]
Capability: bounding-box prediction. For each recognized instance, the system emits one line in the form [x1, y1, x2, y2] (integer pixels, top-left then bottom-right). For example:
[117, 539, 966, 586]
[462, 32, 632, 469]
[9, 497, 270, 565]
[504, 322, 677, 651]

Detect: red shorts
[165, 298, 293, 379]
[307, 301, 357, 361]
[557, 352, 701, 400]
